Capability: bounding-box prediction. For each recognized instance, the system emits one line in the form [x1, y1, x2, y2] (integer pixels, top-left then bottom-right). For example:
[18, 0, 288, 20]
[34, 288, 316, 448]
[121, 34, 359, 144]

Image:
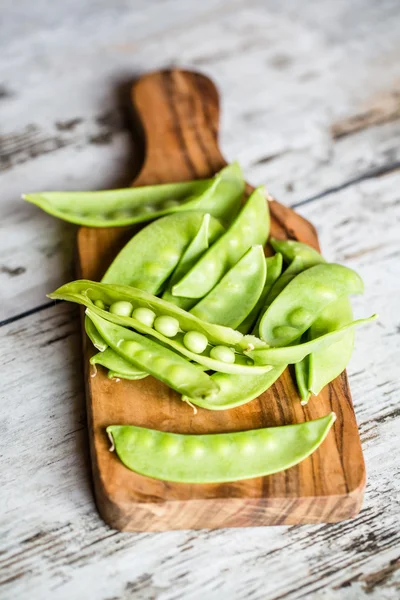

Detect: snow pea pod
[90, 348, 148, 380]
[259, 263, 364, 346]
[102, 211, 223, 292]
[87, 310, 218, 401]
[247, 315, 376, 365]
[190, 245, 266, 328]
[295, 350, 310, 403]
[22, 162, 244, 228]
[182, 365, 286, 411]
[162, 213, 221, 311]
[106, 413, 336, 483]
[172, 186, 270, 299]
[238, 253, 283, 334]
[49, 281, 270, 375]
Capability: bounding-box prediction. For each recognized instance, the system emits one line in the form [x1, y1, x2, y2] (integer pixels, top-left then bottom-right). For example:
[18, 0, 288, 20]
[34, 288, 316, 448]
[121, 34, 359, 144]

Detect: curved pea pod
[238, 253, 283, 334]
[308, 296, 356, 398]
[162, 213, 223, 310]
[259, 263, 365, 346]
[87, 310, 218, 401]
[22, 163, 244, 228]
[172, 186, 270, 299]
[102, 211, 223, 292]
[48, 280, 266, 352]
[106, 413, 336, 483]
[248, 315, 376, 365]
[90, 348, 148, 380]
[190, 245, 266, 328]
[182, 365, 286, 411]
[295, 352, 311, 404]
[85, 316, 108, 352]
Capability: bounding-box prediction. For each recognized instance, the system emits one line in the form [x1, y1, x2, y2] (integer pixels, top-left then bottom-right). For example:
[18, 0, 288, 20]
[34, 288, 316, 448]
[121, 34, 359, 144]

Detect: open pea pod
[90, 348, 148, 380]
[238, 253, 283, 334]
[259, 263, 365, 346]
[182, 365, 286, 411]
[248, 315, 376, 365]
[107, 413, 336, 483]
[162, 213, 218, 311]
[190, 245, 267, 328]
[87, 310, 218, 401]
[48, 280, 270, 375]
[23, 162, 244, 228]
[172, 186, 270, 299]
[102, 211, 224, 292]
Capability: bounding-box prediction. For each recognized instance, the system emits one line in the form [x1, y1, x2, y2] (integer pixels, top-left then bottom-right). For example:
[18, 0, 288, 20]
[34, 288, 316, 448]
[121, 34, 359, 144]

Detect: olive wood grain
[77, 69, 365, 531]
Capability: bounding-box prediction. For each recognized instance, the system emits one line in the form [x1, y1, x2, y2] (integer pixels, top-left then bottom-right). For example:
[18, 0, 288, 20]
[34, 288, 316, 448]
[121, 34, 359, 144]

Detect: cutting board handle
[131, 69, 226, 185]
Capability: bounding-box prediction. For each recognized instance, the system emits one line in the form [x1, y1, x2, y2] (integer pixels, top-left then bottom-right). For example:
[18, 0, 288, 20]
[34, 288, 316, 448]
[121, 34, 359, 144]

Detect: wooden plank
[1, 0, 400, 321]
[75, 70, 364, 531]
[1, 169, 399, 597]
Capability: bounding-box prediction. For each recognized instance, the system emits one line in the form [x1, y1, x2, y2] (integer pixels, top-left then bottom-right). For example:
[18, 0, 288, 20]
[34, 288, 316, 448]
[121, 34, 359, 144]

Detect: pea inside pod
[87, 310, 218, 401]
[259, 263, 365, 346]
[172, 186, 270, 299]
[107, 413, 336, 483]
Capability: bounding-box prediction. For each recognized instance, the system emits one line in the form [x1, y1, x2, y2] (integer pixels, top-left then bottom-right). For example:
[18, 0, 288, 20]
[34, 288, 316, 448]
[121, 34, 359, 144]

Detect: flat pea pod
[308, 296, 356, 397]
[248, 315, 376, 365]
[182, 365, 286, 411]
[102, 211, 223, 292]
[22, 163, 244, 227]
[190, 245, 266, 328]
[107, 413, 336, 483]
[172, 186, 270, 299]
[48, 280, 266, 351]
[162, 213, 222, 311]
[238, 253, 283, 334]
[90, 348, 148, 380]
[85, 315, 108, 352]
[259, 263, 365, 346]
[87, 310, 218, 401]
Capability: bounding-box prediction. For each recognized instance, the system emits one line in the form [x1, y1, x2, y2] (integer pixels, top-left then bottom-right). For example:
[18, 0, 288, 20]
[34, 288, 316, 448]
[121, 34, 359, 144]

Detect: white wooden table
[1, 1, 399, 598]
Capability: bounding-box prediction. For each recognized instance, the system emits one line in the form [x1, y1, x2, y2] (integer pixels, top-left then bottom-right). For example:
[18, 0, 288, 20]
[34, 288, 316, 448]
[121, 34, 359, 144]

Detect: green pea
[183, 331, 208, 354]
[109, 301, 134, 317]
[210, 345, 235, 364]
[153, 316, 180, 337]
[132, 307, 156, 327]
[106, 413, 336, 483]
[94, 299, 106, 310]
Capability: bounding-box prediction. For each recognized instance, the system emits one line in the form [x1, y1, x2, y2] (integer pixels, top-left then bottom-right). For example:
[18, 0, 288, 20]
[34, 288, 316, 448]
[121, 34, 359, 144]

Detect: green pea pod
[248, 315, 376, 365]
[238, 253, 283, 334]
[102, 211, 223, 292]
[87, 310, 218, 401]
[85, 315, 108, 352]
[162, 213, 221, 311]
[172, 187, 270, 299]
[90, 348, 148, 380]
[48, 280, 266, 351]
[107, 413, 336, 483]
[308, 296, 355, 398]
[269, 238, 324, 266]
[190, 245, 266, 328]
[182, 365, 286, 411]
[22, 163, 244, 228]
[295, 355, 311, 404]
[259, 263, 365, 346]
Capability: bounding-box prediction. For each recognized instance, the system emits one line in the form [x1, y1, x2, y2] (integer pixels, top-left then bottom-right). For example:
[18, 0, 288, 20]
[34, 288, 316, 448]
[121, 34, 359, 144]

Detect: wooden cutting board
[77, 69, 365, 531]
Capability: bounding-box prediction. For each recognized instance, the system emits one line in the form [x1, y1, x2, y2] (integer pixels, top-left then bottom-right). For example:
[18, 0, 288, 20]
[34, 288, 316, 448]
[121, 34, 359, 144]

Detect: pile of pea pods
[25, 163, 376, 483]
